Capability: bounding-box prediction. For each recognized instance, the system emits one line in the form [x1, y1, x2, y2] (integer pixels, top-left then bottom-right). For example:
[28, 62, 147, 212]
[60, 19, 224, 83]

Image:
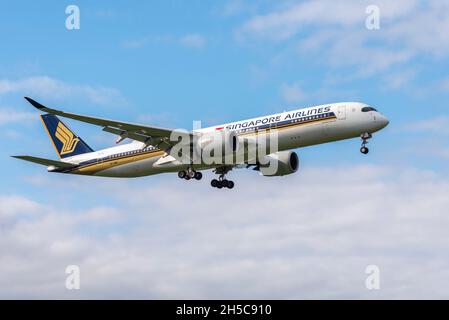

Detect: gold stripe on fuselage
[71, 149, 165, 174]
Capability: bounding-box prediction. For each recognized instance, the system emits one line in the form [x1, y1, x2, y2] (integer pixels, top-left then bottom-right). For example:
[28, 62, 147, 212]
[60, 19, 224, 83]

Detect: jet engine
[259, 150, 299, 176]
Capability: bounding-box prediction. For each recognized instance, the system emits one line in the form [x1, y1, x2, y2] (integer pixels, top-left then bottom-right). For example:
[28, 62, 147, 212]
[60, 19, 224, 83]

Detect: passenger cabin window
[361, 106, 377, 112]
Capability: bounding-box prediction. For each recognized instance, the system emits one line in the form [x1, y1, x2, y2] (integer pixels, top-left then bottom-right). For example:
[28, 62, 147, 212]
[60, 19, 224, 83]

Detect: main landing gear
[178, 166, 235, 189]
[211, 175, 234, 189]
[360, 132, 372, 154]
[211, 166, 234, 189]
[178, 169, 202, 181]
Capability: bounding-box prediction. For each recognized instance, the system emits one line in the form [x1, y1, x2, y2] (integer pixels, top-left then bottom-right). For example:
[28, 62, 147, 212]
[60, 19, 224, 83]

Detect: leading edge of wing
[24, 97, 183, 139]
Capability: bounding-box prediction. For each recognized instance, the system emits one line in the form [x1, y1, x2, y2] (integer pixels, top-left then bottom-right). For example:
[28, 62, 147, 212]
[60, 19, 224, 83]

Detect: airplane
[13, 97, 389, 189]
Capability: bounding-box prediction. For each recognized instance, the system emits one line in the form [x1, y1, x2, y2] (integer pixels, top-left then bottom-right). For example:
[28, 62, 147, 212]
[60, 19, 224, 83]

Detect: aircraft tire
[194, 172, 202, 180]
[178, 171, 186, 179]
[221, 179, 229, 188]
[188, 170, 196, 178]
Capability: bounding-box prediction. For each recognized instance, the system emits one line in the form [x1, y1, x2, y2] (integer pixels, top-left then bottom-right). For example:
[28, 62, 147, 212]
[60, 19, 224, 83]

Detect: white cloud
[402, 136, 449, 160]
[382, 69, 417, 90]
[280, 82, 305, 103]
[0, 195, 41, 222]
[2, 164, 449, 298]
[239, 0, 418, 40]
[0, 108, 35, 126]
[404, 116, 449, 135]
[179, 33, 206, 49]
[237, 0, 449, 78]
[0, 76, 126, 106]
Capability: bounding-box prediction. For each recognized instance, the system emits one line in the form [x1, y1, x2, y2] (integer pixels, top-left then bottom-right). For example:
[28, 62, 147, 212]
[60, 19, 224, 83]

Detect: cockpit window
[361, 106, 377, 112]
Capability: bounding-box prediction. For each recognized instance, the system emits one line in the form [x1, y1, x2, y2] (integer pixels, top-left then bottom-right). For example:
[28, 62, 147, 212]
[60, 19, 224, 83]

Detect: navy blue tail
[40, 114, 93, 159]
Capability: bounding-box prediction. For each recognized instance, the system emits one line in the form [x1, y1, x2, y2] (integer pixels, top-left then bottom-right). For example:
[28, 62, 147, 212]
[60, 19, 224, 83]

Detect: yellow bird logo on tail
[55, 122, 79, 155]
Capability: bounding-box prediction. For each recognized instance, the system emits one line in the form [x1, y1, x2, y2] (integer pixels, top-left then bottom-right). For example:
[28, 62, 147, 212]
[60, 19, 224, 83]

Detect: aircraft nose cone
[379, 115, 389, 129]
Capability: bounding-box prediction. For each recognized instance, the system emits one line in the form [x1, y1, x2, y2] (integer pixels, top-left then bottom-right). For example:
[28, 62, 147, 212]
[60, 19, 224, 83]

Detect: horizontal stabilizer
[12, 155, 74, 168]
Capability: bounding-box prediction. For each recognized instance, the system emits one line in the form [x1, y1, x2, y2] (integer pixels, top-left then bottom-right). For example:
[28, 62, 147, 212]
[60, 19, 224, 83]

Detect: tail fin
[40, 114, 93, 159]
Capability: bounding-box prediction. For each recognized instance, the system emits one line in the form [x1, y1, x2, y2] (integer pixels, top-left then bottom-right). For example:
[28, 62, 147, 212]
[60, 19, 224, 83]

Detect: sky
[1, 0, 449, 299]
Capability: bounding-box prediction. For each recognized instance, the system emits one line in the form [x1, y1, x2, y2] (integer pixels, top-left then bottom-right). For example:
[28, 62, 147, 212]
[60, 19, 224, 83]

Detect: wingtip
[24, 96, 46, 110]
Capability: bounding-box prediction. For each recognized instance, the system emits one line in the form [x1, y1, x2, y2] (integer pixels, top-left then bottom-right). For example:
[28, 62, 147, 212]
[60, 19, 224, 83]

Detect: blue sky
[1, 0, 449, 298]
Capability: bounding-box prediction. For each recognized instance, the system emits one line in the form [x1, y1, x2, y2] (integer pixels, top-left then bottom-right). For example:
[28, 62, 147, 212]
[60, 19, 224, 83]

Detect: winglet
[24, 97, 48, 111]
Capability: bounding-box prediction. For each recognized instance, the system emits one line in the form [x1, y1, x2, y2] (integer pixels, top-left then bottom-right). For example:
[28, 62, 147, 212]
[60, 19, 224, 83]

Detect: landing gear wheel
[178, 171, 186, 179]
[227, 181, 234, 189]
[194, 172, 202, 180]
[216, 180, 223, 189]
[211, 179, 218, 188]
[360, 146, 369, 154]
[221, 179, 229, 188]
[184, 175, 191, 180]
[188, 170, 196, 179]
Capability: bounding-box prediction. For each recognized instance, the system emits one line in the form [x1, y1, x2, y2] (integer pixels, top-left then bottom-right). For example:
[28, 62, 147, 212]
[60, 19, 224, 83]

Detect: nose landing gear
[360, 132, 372, 154]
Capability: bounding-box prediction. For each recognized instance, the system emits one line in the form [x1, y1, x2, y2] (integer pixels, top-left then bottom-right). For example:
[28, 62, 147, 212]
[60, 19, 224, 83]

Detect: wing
[12, 155, 74, 168]
[25, 97, 194, 150]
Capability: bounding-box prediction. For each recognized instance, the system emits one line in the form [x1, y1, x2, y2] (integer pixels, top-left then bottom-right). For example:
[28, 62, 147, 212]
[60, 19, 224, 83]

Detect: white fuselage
[58, 102, 389, 177]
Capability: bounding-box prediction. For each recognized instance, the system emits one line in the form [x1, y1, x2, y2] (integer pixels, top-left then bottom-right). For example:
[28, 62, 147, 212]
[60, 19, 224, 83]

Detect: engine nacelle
[197, 130, 239, 164]
[259, 151, 299, 176]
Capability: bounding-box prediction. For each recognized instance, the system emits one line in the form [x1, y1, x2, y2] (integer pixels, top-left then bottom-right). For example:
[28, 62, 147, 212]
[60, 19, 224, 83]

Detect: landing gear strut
[178, 168, 202, 181]
[360, 132, 372, 154]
